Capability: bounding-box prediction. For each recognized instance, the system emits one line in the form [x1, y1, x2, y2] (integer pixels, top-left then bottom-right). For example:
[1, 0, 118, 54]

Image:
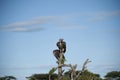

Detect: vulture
[56, 39, 66, 53]
[53, 49, 65, 60]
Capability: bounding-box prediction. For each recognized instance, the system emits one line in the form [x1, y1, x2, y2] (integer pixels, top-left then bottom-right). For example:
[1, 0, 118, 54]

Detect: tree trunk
[58, 52, 63, 80]
[49, 75, 51, 80]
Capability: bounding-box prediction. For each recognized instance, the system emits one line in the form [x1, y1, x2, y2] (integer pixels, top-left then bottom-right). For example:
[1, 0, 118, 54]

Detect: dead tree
[51, 39, 91, 80]
[57, 39, 66, 80]
[58, 59, 91, 80]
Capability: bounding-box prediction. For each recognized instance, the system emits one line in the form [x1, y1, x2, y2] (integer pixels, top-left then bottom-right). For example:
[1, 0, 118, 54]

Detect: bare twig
[75, 59, 91, 80]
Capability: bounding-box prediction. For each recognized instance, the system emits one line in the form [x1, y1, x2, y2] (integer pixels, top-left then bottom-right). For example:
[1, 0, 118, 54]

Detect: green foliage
[105, 71, 120, 78]
[49, 67, 57, 75]
[25, 70, 119, 80]
[104, 71, 120, 80]
[61, 57, 66, 64]
[0, 76, 16, 80]
[77, 70, 102, 80]
[64, 70, 102, 80]
[26, 74, 57, 80]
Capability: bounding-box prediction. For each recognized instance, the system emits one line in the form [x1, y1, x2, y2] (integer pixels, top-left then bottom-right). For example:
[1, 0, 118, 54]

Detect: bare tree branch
[75, 59, 91, 80]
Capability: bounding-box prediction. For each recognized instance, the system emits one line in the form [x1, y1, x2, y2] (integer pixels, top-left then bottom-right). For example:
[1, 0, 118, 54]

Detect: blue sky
[0, 0, 120, 80]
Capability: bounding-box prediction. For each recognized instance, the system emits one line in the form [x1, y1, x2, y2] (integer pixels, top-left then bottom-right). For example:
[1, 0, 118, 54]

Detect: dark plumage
[56, 39, 66, 53]
[53, 49, 65, 60]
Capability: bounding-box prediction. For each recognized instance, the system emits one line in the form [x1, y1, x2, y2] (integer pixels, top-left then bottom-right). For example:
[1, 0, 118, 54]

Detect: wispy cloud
[77, 63, 120, 71]
[0, 11, 120, 32]
[0, 18, 46, 32]
[98, 29, 120, 33]
[2, 20, 46, 28]
[93, 64, 120, 70]
[82, 64, 120, 78]
[87, 11, 120, 22]
[0, 15, 66, 32]
[9, 27, 44, 32]
[0, 15, 85, 32]
[1, 64, 119, 71]
[95, 11, 120, 17]
[0, 65, 54, 70]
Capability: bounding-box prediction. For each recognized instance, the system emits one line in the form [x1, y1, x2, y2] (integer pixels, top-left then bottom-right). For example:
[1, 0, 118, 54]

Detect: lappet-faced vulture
[53, 49, 65, 60]
[56, 39, 66, 53]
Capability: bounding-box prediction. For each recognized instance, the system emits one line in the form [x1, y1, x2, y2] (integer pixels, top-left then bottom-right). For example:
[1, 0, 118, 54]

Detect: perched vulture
[56, 39, 66, 53]
[53, 49, 65, 60]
